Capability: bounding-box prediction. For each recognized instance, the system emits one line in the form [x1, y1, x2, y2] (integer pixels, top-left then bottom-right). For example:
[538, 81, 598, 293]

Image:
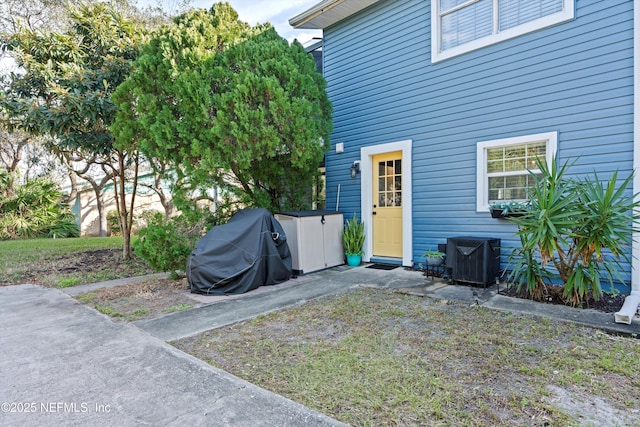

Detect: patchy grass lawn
[0, 237, 154, 287]
[4, 237, 639, 425]
[173, 288, 640, 427]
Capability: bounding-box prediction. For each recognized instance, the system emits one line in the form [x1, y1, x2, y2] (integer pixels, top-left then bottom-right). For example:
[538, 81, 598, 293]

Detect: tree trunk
[62, 170, 78, 205]
[113, 150, 138, 260]
[139, 159, 174, 220]
[96, 189, 107, 237]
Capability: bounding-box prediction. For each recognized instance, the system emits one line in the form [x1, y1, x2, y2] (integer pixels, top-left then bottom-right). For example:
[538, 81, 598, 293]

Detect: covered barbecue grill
[187, 208, 292, 295]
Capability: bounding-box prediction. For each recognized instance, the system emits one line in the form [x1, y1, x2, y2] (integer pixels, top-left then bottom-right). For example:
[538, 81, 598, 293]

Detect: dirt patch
[74, 278, 198, 321]
[545, 385, 639, 427]
[1, 248, 154, 287]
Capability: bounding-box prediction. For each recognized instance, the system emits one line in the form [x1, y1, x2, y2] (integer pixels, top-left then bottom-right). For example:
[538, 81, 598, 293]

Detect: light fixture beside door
[350, 161, 360, 178]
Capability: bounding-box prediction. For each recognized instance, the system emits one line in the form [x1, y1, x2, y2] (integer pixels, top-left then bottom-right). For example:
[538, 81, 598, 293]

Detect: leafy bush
[47, 211, 81, 238]
[133, 204, 234, 273]
[507, 157, 640, 306]
[0, 174, 79, 240]
[133, 213, 196, 273]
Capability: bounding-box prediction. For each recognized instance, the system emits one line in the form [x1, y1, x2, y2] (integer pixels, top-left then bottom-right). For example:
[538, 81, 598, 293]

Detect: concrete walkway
[135, 265, 423, 342]
[0, 284, 346, 427]
[1, 265, 638, 426]
[133, 265, 640, 342]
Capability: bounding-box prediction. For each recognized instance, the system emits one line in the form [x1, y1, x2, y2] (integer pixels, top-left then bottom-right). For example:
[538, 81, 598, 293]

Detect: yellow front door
[372, 152, 403, 258]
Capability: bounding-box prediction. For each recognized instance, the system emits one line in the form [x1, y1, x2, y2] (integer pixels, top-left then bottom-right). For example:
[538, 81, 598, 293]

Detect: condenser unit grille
[445, 237, 500, 287]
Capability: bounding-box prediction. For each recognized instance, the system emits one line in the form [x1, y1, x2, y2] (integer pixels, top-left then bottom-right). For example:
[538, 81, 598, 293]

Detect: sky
[1, 1, 323, 73]
[141, 0, 322, 45]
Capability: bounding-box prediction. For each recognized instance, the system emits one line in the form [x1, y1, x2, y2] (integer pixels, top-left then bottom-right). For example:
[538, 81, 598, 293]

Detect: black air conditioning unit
[445, 237, 500, 287]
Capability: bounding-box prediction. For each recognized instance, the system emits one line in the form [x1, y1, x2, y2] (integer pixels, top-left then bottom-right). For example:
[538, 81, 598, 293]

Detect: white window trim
[431, 0, 575, 63]
[476, 131, 557, 212]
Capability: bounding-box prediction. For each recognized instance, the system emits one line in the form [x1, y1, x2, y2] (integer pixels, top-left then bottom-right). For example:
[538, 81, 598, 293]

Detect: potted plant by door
[423, 250, 445, 266]
[343, 214, 365, 267]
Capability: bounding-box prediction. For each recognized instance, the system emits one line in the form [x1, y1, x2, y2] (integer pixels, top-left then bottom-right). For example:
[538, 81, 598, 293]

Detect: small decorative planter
[489, 202, 530, 219]
[346, 254, 362, 267]
[423, 250, 445, 280]
[490, 208, 506, 218]
[423, 250, 445, 266]
[490, 208, 527, 218]
[426, 256, 444, 266]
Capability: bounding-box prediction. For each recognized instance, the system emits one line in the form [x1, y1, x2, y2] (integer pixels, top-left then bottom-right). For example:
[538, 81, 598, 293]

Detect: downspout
[615, 0, 640, 324]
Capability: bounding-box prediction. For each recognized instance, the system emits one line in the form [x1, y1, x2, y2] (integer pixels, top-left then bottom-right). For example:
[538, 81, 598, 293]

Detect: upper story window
[476, 132, 557, 212]
[432, 0, 575, 62]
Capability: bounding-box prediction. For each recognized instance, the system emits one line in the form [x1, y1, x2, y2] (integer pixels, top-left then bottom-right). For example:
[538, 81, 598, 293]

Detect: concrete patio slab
[0, 284, 346, 427]
[134, 265, 425, 342]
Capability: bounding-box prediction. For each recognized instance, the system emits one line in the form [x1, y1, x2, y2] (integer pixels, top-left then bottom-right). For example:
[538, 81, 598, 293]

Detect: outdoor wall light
[350, 161, 360, 178]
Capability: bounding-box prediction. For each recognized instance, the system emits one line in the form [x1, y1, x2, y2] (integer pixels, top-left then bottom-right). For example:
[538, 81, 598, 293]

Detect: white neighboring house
[69, 172, 174, 237]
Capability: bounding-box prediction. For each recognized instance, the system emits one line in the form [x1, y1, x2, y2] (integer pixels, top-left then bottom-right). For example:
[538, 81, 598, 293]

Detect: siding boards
[323, 0, 634, 282]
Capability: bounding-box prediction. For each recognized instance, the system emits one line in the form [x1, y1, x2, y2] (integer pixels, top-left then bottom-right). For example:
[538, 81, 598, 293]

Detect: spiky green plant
[0, 176, 79, 240]
[343, 213, 365, 256]
[508, 156, 640, 306]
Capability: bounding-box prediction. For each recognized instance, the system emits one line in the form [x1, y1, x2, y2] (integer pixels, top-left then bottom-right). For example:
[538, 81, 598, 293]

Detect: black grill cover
[187, 208, 292, 295]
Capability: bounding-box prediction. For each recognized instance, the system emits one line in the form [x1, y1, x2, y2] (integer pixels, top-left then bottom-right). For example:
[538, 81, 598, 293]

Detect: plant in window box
[423, 250, 445, 266]
[489, 201, 530, 218]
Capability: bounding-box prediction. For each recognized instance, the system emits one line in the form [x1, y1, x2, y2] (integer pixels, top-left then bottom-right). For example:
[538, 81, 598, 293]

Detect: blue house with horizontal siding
[291, 0, 640, 320]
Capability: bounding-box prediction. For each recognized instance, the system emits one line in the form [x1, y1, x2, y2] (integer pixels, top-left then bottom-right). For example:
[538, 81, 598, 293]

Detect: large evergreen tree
[185, 27, 332, 211]
[112, 3, 332, 213]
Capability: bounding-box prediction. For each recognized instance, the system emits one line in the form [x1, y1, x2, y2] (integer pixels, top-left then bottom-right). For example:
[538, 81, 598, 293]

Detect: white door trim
[632, 0, 639, 289]
[361, 140, 413, 266]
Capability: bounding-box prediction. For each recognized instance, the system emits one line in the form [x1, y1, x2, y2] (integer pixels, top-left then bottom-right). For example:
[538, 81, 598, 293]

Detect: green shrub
[133, 195, 239, 273]
[0, 175, 79, 240]
[507, 157, 640, 307]
[133, 213, 195, 272]
[47, 209, 80, 238]
[107, 210, 121, 236]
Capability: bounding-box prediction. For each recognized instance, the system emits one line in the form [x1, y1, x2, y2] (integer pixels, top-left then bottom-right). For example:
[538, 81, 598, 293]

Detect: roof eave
[289, 0, 381, 30]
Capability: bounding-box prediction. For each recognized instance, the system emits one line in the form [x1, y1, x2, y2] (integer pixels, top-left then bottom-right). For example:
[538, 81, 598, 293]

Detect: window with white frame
[476, 132, 557, 211]
[432, 0, 575, 62]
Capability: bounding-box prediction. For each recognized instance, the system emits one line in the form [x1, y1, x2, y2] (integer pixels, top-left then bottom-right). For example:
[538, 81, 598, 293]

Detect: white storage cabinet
[275, 211, 344, 275]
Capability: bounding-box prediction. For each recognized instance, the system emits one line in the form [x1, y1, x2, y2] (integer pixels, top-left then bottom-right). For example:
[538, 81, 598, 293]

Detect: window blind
[441, 0, 492, 50]
[499, 0, 563, 31]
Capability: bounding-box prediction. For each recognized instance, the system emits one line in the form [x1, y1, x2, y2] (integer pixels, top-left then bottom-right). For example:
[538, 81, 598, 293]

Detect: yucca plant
[343, 213, 365, 256]
[508, 156, 640, 306]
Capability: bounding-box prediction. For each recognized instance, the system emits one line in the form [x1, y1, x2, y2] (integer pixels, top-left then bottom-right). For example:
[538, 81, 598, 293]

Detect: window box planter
[489, 202, 530, 219]
[489, 208, 527, 218]
[490, 208, 506, 218]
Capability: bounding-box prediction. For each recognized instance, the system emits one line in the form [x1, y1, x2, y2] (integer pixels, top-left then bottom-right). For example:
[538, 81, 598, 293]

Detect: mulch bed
[498, 285, 625, 313]
[408, 266, 626, 314]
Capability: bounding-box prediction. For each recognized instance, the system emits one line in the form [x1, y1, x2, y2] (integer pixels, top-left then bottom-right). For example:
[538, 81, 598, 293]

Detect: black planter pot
[490, 208, 526, 218]
[490, 208, 504, 218]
